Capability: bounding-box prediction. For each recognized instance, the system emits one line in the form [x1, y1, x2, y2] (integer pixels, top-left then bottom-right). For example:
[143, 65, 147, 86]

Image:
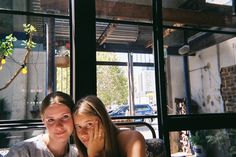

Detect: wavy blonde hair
[73, 95, 121, 157]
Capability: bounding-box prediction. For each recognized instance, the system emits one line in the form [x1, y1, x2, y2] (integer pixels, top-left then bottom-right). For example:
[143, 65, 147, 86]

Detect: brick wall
[220, 65, 236, 112]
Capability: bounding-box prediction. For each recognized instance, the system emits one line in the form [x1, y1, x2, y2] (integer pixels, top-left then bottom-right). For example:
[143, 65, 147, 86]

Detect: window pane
[96, 0, 152, 23]
[0, 0, 69, 16]
[170, 128, 236, 157]
[0, 128, 45, 151]
[206, 0, 232, 5]
[164, 27, 236, 115]
[0, 14, 70, 120]
[97, 64, 128, 106]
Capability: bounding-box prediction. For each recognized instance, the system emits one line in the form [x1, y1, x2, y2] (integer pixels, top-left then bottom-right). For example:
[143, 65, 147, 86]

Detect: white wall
[166, 56, 186, 114]
[189, 46, 223, 113]
[167, 37, 236, 114]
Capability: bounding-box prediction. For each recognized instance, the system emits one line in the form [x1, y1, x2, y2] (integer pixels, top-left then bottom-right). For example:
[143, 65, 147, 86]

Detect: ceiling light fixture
[178, 44, 190, 55]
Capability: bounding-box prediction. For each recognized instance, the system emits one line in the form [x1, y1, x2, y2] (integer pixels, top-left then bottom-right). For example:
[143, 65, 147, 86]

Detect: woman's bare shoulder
[118, 130, 144, 139]
[118, 130, 146, 157]
[118, 130, 145, 146]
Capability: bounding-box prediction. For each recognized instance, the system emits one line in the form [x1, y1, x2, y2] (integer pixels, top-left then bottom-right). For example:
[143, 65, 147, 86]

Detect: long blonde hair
[73, 95, 121, 157]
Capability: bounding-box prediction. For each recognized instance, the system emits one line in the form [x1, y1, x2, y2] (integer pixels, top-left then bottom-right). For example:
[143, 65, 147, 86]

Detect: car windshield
[109, 104, 153, 115]
[110, 105, 128, 114]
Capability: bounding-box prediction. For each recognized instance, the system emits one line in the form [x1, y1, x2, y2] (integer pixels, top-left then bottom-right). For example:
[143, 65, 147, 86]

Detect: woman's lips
[55, 131, 66, 136]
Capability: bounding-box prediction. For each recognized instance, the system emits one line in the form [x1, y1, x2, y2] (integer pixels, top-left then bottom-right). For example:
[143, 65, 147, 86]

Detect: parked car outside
[150, 104, 157, 114]
[109, 104, 154, 122]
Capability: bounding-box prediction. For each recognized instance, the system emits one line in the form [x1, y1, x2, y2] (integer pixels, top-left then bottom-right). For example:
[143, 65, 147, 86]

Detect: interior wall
[188, 37, 236, 113]
[166, 55, 186, 114]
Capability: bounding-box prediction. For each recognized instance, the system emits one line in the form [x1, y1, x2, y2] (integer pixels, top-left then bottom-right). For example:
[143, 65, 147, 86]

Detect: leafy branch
[0, 24, 37, 91]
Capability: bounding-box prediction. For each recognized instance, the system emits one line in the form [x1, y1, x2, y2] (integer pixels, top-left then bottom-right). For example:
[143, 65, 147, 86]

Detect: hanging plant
[0, 24, 37, 91]
[55, 54, 70, 68]
[55, 49, 70, 68]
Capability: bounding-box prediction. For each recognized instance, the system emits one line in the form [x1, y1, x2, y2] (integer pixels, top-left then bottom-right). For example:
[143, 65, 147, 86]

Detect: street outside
[136, 118, 159, 139]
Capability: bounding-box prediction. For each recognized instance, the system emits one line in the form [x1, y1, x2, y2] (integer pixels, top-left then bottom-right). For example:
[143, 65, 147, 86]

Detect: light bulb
[21, 66, 27, 74]
[1, 58, 6, 65]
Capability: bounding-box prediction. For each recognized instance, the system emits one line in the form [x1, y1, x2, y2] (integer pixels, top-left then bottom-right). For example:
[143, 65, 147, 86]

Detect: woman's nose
[55, 119, 64, 128]
[79, 127, 89, 135]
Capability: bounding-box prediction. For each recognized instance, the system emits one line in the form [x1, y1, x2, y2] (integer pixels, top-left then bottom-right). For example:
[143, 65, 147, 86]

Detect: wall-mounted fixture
[178, 44, 190, 55]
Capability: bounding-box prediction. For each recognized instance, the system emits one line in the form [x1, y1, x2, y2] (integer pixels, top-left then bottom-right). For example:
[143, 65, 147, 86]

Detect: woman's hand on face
[87, 120, 105, 157]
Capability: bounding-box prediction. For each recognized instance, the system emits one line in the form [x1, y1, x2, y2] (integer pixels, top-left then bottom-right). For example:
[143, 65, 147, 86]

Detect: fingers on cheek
[88, 128, 94, 140]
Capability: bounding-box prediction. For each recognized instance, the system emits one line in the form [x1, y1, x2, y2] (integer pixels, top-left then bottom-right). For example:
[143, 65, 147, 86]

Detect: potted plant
[206, 129, 236, 157]
[55, 46, 70, 68]
[189, 130, 208, 157]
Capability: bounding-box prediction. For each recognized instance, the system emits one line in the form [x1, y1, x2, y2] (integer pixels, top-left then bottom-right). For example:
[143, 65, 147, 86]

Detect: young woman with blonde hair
[73, 95, 146, 157]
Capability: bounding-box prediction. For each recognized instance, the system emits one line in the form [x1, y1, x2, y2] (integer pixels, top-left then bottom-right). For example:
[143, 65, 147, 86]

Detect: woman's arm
[118, 130, 147, 157]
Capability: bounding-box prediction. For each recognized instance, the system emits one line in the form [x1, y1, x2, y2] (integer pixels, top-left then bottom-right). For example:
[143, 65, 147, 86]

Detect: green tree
[97, 52, 128, 106]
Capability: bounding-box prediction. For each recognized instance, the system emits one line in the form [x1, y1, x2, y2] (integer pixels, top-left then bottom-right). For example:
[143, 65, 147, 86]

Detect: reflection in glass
[96, 52, 156, 113]
[170, 129, 236, 157]
[164, 25, 236, 115]
[0, 129, 45, 150]
[0, 0, 69, 16]
[96, 0, 152, 23]
[0, 14, 70, 120]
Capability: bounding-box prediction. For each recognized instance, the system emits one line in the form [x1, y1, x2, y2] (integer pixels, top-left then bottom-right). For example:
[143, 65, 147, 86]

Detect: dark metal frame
[1, 1, 236, 157]
[0, 119, 157, 139]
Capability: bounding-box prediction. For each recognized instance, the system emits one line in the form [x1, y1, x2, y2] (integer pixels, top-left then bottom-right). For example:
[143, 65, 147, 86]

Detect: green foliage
[97, 52, 128, 106]
[23, 24, 37, 34]
[22, 24, 37, 49]
[206, 129, 236, 156]
[206, 130, 229, 146]
[0, 24, 36, 58]
[0, 34, 17, 56]
[0, 24, 37, 91]
[189, 130, 208, 147]
[229, 129, 236, 156]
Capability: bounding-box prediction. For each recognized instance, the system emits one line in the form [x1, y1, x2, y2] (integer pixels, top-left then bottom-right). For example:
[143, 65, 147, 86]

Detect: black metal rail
[0, 118, 157, 138]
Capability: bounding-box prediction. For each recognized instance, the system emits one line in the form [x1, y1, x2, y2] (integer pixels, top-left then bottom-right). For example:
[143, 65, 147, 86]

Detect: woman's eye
[47, 119, 55, 124]
[62, 114, 70, 120]
[75, 126, 82, 131]
[86, 122, 93, 128]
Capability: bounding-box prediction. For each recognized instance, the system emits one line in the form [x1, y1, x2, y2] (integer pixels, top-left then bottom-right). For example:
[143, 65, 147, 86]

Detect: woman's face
[73, 114, 101, 147]
[42, 103, 74, 143]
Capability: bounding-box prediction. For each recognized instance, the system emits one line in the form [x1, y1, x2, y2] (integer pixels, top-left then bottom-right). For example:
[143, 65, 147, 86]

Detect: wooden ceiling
[96, 0, 236, 28]
[41, 0, 236, 54]
[41, 0, 236, 28]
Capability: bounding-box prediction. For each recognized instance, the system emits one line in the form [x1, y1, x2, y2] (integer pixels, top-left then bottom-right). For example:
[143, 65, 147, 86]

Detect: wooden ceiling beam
[96, 0, 152, 20]
[96, 0, 236, 28]
[97, 23, 118, 45]
[41, 0, 236, 28]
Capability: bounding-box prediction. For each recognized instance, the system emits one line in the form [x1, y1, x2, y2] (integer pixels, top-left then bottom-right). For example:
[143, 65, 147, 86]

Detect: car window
[135, 105, 150, 112]
[111, 105, 127, 114]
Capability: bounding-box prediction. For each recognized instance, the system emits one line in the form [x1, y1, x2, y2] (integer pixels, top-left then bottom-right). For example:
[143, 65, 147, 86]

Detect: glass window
[170, 128, 236, 157]
[96, 0, 152, 23]
[164, 28, 236, 115]
[0, 0, 69, 16]
[0, 13, 70, 120]
[206, 0, 232, 5]
[0, 128, 45, 153]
